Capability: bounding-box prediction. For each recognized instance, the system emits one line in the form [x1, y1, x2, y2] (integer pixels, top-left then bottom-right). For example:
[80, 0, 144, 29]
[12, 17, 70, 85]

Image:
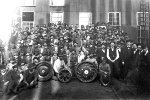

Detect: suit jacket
[141, 51, 150, 71]
[122, 46, 133, 61]
[96, 48, 106, 64]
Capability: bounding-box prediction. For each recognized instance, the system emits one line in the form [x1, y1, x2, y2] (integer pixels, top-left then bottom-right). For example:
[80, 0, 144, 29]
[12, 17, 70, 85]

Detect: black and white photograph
[0, 0, 150, 100]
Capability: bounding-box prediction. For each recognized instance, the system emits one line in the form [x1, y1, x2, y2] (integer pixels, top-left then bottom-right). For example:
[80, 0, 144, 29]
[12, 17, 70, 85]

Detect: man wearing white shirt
[106, 42, 120, 79]
[53, 56, 67, 74]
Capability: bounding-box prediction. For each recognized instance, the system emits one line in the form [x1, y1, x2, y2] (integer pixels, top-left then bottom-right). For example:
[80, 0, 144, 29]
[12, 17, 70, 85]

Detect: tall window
[50, 12, 64, 24]
[136, 12, 149, 26]
[20, 0, 35, 6]
[79, 12, 92, 27]
[49, 0, 65, 6]
[21, 12, 34, 30]
[108, 12, 121, 26]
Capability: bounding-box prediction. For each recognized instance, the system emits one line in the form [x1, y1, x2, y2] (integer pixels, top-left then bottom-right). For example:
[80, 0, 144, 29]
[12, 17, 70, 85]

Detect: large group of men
[0, 21, 150, 95]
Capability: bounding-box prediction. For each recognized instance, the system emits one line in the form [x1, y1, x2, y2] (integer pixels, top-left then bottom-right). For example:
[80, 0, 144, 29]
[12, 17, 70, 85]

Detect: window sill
[50, 6, 64, 7]
[20, 6, 36, 7]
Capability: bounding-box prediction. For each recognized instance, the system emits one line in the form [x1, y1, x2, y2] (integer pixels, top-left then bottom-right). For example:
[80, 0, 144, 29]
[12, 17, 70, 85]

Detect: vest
[109, 47, 117, 60]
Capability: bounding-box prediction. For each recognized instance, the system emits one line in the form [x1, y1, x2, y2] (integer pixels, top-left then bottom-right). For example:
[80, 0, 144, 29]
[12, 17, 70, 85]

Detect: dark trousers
[4, 81, 18, 94]
[70, 62, 76, 77]
[108, 60, 120, 79]
[122, 60, 132, 79]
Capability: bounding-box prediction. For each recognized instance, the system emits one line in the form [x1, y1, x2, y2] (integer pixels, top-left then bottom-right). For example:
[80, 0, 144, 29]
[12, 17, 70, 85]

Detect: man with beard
[121, 40, 133, 80]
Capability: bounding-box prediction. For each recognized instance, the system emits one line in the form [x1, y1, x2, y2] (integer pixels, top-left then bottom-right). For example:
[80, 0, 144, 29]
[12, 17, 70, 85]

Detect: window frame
[49, 0, 65, 6]
[79, 12, 92, 27]
[21, 11, 35, 30]
[136, 12, 149, 26]
[107, 12, 121, 26]
[50, 12, 64, 24]
[20, 0, 36, 6]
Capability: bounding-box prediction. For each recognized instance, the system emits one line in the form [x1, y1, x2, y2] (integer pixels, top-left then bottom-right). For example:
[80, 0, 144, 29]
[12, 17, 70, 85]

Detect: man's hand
[24, 81, 29, 86]
[4, 81, 9, 86]
[104, 72, 107, 75]
[111, 60, 115, 63]
[30, 81, 34, 86]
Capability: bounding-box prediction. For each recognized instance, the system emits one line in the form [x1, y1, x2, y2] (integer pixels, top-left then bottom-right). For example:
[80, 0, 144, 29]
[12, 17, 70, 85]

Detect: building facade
[18, 0, 149, 43]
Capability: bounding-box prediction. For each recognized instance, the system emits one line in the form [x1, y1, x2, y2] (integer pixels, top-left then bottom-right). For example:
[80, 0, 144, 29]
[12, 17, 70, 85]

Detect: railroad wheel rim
[36, 61, 54, 81]
[58, 70, 72, 82]
[75, 61, 98, 82]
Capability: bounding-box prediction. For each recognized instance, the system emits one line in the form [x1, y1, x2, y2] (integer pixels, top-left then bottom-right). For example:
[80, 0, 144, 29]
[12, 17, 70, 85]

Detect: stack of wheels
[36, 61, 54, 82]
[100, 73, 111, 86]
[75, 61, 98, 83]
[58, 67, 72, 83]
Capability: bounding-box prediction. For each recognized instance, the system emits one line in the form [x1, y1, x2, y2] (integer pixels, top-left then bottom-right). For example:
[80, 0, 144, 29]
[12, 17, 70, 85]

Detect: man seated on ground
[3, 64, 23, 94]
[99, 57, 111, 86]
[23, 65, 38, 89]
[17, 58, 38, 92]
[18, 62, 28, 74]
[53, 55, 68, 80]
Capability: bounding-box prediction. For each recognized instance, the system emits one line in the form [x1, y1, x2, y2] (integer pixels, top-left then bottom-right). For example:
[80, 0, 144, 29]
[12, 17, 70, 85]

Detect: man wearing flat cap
[23, 58, 38, 89]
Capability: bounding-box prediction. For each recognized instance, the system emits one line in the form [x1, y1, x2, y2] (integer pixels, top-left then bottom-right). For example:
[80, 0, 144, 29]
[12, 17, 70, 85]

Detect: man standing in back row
[106, 41, 120, 79]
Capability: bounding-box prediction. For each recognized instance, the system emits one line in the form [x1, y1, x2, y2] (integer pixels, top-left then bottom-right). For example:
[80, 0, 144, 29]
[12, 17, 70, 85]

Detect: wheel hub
[84, 70, 89, 75]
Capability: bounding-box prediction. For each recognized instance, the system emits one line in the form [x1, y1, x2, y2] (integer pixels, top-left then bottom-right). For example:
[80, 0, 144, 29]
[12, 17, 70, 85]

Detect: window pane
[21, 0, 34, 6]
[22, 12, 34, 21]
[79, 12, 92, 27]
[109, 13, 113, 17]
[50, 12, 64, 23]
[108, 12, 120, 26]
[137, 12, 149, 26]
[109, 18, 113, 21]
[116, 13, 119, 17]
[22, 22, 34, 30]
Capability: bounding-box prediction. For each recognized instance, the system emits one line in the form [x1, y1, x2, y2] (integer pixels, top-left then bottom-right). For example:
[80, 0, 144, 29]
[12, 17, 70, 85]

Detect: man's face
[110, 42, 115, 48]
[101, 45, 105, 49]
[25, 27, 29, 31]
[59, 57, 63, 60]
[143, 47, 148, 52]
[137, 45, 142, 50]
[33, 59, 38, 65]
[24, 32, 27, 35]
[72, 51, 75, 54]
[102, 59, 106, 64]
[127, 42, 131, 47]
[133, 44, 137, 49]
[53, 54, 57, 57]
[13, 67, 17, 71]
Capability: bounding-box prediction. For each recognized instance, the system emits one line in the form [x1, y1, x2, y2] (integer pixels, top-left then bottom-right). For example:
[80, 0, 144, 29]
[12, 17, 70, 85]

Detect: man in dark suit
[138, 46, 150, 93]
[121, 41, 133, 79]
[96, 44, 106, 66]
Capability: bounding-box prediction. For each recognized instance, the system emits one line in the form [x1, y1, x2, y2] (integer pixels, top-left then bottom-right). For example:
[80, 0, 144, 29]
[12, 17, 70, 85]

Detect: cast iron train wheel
[58, 68, 72, 83]
[75, 61, 98, 83]
[36, 61, 53, 82]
